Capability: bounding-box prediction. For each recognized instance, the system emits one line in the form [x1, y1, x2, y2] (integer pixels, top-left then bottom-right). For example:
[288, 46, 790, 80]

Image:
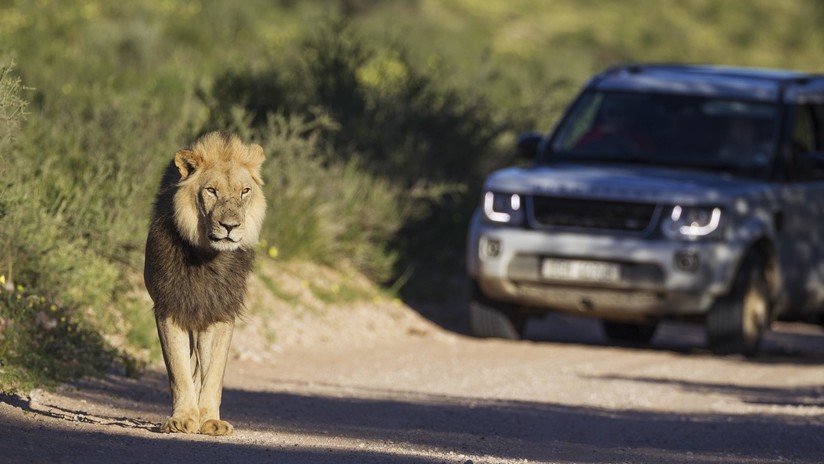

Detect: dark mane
[144, 161, 255, 331]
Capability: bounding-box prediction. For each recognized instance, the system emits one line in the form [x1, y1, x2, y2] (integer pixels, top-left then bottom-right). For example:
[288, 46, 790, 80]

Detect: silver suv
[467, 64, 824, 355]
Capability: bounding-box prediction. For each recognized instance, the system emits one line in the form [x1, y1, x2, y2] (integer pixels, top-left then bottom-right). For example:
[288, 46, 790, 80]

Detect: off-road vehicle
[467, 64, 824, 354]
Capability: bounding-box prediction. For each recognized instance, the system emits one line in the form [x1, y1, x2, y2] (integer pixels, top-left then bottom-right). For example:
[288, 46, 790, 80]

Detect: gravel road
[2, 308, 824, 464]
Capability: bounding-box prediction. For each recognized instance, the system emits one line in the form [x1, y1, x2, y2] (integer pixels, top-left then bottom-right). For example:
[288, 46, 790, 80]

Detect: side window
[813, 104, 824, 150]
[791, 105, 815, 155]
[792, 105, 824, 181]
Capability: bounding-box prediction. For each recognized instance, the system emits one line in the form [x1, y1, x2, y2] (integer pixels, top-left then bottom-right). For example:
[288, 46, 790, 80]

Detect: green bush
[0, 61, 135, 391]
[203, 21, 525, 287]
[238, 110, 407, 282]
[6, 90, 174, 312]
[0, 288, 128, 393]
[0, 59, 27, 283]
[208, 20, 524, 186]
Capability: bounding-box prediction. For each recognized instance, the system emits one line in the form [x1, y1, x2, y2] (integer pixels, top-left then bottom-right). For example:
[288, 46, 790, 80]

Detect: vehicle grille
[529, 196, 658, 233]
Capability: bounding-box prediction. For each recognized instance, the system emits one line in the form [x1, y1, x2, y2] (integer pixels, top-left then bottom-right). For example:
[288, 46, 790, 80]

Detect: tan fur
[172, 131, 266, 252]
[144, 131, 266, 435]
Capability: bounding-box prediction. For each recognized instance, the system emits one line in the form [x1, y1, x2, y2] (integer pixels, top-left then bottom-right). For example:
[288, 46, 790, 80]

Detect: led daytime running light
[484, 192, 521, 223]
[671, 205, 722, 236]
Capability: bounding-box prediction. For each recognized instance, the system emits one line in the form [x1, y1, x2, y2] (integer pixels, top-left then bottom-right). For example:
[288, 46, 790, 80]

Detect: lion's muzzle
[206, 203, 245, 250]
[208, 223, 242, 243]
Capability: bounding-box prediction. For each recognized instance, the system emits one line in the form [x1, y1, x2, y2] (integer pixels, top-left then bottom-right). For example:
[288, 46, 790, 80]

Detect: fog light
[674, 250, 699, 272]
[483, 237, 501, 257]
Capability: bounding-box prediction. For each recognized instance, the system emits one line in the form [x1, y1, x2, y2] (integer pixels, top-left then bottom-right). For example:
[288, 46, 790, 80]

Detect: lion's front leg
[156, 316, 200, 433]
[194, 320, 235, 436]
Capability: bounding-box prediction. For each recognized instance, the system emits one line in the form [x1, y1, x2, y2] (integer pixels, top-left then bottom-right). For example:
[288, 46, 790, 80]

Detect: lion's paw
[200, 419, 234, 436]
[160, 416, 200, 434]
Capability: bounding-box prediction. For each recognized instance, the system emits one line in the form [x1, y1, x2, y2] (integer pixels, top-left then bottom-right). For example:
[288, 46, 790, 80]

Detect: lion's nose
[220, 221, 240, 233]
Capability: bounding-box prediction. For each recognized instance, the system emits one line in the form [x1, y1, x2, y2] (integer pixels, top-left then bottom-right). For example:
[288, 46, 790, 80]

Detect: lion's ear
[175, 149, 202, 180]
[249, 144, 265, 166]
[248, 144, 265, 186]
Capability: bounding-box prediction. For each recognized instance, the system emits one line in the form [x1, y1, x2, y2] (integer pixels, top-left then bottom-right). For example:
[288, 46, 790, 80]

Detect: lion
[144, 131, 266, 435]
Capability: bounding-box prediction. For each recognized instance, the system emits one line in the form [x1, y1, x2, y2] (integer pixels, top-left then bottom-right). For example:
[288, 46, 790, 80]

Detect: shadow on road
[0, 416, 445, 464]
[581, 374, 824, 409]
[221, 387, 824, 463]
[408, 285, 824, 364]
[525, 313, 824, 363]
[3, 369, 823, 464]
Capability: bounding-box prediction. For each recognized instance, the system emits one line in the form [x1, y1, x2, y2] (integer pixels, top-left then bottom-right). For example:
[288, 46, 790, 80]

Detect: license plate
[541, 258, 621, 283]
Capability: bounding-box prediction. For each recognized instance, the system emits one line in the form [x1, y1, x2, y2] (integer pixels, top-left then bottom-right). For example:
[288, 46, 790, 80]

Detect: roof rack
[607, 63, 820, 83]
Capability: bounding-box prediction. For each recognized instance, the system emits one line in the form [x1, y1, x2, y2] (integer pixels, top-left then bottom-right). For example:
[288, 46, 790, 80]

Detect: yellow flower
[0, 275, 5, 285]
[267, 246, 279, 259]
[356, 52, 408, 95]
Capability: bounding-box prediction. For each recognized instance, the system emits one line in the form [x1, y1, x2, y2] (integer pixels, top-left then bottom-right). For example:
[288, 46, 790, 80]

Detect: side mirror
[516, 132, 543, 160]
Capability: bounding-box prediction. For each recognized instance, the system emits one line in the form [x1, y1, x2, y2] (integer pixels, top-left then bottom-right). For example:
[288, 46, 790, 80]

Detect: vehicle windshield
[549, 91, 780, 177]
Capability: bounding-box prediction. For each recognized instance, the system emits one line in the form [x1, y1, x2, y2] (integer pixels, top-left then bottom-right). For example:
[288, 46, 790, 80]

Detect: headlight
[661, 205, 724, 240]
[482, 191, 524, 224]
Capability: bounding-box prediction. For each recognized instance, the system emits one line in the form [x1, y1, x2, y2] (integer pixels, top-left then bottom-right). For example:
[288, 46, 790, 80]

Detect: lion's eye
[205, 187, 217, 196]
[241, 187, 251, 198]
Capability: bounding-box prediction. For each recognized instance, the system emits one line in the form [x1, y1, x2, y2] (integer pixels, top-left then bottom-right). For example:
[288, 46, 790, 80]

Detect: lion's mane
[144, 132, 265, 331]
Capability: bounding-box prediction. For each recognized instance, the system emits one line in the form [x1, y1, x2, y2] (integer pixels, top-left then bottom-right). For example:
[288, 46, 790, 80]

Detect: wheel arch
[707, 240, 772, 355]
[747, 236, 780, 314]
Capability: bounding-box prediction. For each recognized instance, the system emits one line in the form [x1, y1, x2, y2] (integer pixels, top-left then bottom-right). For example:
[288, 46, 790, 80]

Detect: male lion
[144, 131, 266, 435]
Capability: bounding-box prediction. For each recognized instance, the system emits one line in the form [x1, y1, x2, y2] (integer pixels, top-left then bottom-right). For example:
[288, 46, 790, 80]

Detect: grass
[255, 257, 380, 309]
[256, 267, 302, 307]
[309, 281, 375, 305]
[0, 286, 134, 394]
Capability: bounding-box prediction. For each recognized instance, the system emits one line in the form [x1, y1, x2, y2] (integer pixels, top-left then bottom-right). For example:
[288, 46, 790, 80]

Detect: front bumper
[467, 213, 746, 319]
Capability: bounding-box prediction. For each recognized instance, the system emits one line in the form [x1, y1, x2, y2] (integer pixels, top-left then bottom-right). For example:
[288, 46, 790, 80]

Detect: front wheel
[706, 252, 770, 356]
[468, 283, 526, 340]
[469, 300, 526, 340]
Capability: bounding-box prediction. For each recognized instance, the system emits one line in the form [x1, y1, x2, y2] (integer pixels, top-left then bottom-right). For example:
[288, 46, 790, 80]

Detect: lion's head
[172, 131, 266, 252]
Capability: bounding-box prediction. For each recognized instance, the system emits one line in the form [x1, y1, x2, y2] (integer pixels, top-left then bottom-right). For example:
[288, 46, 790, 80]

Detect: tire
[706, 252, 770, 356]
[601, 321, 658, 345]
[467, 282, 526, 340]
[469, 300, 525, 340]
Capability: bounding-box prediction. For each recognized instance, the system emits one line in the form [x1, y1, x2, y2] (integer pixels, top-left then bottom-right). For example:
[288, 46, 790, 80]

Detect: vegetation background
[2, 0, 824, 391]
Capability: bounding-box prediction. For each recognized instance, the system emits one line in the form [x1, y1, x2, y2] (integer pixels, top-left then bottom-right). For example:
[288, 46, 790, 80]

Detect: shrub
[209, 20, 524, 186]
[0, 62, 135, 391]
[0, 288, 128, 393]
[0, 61, 173, 389]
[0, 59, 27, 285]
[6, 90, 173, 312]
[203, 20, 527, 286]
[227, 110, 407, 282]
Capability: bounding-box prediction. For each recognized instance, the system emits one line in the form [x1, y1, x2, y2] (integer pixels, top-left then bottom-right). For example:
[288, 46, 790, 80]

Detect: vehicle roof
[590, 64, 824, 103]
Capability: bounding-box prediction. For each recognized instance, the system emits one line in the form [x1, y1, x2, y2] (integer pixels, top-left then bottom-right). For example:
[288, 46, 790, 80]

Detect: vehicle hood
[484, 163, 771, 205]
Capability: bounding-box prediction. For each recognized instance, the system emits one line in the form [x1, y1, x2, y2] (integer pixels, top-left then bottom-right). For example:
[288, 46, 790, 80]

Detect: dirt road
[2, 308, 824, 464]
